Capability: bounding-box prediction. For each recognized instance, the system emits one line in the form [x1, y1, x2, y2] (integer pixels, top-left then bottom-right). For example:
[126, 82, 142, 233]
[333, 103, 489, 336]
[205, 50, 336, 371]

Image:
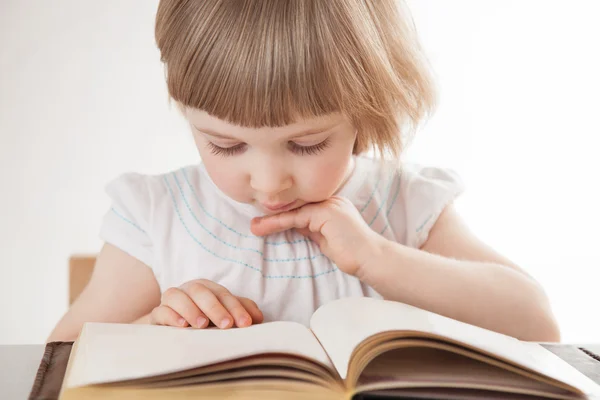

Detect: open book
[60, 297, 599, 399]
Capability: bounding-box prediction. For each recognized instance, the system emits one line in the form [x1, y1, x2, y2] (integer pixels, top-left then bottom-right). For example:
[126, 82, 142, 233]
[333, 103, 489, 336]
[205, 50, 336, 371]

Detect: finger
[250, 207, 312, 236]
[183, 282, 234, 329]
[237, 297, 264, 324]
[150, 305, 188, 327]
[192, 281, 258, 327]
[214, 291, 254, 328]
[161, 287, 209, 328]
[197, 280, 253, 327]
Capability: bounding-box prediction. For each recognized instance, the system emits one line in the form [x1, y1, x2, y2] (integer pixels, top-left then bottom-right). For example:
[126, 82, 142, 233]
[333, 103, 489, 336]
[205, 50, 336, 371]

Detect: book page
[66, 321, 334, 388]
[356, 345, 572, 397]
[310, 297, 599, 396]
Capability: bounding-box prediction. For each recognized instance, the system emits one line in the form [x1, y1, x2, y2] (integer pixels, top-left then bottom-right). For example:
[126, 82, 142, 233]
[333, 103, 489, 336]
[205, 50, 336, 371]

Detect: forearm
[47, 310, 153, 342]
[359, 238, 560, 342]
[132, 313, 152, 324]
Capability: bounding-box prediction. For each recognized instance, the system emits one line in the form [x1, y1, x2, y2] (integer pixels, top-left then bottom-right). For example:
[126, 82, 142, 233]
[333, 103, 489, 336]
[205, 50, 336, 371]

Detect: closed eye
[206, 142, 247, 157]
[206, 138, 331, 157]
[288, 138, 331, 156]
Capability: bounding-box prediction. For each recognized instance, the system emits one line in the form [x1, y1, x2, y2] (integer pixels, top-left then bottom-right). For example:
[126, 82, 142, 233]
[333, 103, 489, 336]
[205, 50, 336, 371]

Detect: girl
[48, 0, 560, 342]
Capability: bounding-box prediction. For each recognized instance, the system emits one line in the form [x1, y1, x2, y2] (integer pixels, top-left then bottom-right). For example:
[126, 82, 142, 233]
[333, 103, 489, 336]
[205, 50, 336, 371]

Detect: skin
[47, 109, 560, 342]
[186, 110, 358, 215]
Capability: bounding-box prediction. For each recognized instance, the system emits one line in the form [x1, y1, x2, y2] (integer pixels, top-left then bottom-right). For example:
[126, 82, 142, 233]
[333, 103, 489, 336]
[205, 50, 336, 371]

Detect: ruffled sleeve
[99, 173, 157, 268]
[394, 164, 465, 248]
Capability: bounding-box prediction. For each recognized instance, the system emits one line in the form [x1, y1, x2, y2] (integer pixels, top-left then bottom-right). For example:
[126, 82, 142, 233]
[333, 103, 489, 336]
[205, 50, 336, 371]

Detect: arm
[47, 243, 161, 342]
[358, 203, 561, 342]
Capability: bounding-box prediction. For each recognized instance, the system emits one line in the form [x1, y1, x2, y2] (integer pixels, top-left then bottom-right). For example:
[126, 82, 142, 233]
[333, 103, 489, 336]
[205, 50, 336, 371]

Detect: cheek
[196, 147, 250, 202]
[298, 149, 353, 200]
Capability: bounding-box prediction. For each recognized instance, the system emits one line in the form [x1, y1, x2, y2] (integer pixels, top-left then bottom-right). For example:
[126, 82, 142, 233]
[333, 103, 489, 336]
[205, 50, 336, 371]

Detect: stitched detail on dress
[182, 168, 309, 246]
[173, 172, 325, 263]
[368, 173, 398, 226]
[164, 175, 338, 279]
[111, 207, 146, 233]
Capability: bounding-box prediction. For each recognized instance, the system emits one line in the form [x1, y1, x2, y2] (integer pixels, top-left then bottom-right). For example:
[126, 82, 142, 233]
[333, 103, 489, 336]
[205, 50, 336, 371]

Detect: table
[0, 345, 45, 399]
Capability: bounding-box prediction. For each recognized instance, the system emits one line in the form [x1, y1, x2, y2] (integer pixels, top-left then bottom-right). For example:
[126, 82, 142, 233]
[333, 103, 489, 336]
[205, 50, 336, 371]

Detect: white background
[1, 1, 598, 344]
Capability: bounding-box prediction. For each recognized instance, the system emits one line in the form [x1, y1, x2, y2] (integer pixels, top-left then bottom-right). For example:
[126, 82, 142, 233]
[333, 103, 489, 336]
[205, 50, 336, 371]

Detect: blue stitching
[164, 176, 338, 279]
[376, 171, 403, 236]
[416, 214, 433, 232]
[111, 207, 146, 233]
[181, 168, 309, 246]
[173, 173, 325, 263]
[386, 171, 402, 216]
[376, 172, 403, 235]
[368, 173, 398, 226]
[359, 174, 380, 212]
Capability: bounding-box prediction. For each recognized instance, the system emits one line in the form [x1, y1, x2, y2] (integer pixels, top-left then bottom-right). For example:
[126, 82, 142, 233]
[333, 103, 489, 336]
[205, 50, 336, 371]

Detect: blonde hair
[155, 0, 437, 158]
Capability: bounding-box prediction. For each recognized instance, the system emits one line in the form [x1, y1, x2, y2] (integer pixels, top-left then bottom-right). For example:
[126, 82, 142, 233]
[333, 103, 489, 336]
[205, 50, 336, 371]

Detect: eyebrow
[192, 125, 334, 140]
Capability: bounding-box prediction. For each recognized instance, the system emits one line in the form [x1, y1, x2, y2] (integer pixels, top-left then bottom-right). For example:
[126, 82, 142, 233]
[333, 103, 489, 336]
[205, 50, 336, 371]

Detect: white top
[99, 156, 464, 326]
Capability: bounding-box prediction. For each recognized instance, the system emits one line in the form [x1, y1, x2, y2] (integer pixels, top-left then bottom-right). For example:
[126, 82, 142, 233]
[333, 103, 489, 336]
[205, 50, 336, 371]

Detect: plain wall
[1, 0, 599, 344]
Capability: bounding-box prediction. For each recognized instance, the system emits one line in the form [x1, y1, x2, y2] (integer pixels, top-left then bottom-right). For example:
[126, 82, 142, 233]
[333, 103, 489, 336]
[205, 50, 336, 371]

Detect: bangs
[156, 0, 437, 156]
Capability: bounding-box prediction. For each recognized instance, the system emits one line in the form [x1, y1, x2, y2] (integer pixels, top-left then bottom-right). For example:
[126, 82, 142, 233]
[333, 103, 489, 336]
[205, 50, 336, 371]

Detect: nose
[249, 159, 292, 198]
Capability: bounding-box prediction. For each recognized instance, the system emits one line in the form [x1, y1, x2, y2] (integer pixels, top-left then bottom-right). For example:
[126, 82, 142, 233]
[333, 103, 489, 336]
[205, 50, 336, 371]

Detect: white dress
[99, 156, 464, 326]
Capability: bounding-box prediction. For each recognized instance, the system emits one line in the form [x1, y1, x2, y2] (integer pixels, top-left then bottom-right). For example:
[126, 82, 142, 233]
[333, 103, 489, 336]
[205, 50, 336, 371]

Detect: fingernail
[178, 318, 186, 326]
[196, 317, 207, 328]
[239, 315, 250, 326]
[219, 317, 230, 329]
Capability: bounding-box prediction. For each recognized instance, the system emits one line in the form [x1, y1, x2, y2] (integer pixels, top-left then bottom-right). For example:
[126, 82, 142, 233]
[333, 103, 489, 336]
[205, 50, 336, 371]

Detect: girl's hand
[150, 279, 264, 329]
[251, 196, 385, 276]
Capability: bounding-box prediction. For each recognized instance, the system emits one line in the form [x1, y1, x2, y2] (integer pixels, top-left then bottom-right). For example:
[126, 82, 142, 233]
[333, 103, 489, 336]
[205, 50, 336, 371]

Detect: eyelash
[207, 138, 331, 157]
[207, 142, 247, 157]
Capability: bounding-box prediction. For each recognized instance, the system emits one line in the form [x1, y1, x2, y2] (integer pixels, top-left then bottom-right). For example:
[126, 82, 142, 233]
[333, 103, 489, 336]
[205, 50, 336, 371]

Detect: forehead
[184, 107, 347, 139]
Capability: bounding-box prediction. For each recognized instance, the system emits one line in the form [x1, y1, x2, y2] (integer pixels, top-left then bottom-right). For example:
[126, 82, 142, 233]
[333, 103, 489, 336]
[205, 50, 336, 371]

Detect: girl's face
[184, 108, 357, 215]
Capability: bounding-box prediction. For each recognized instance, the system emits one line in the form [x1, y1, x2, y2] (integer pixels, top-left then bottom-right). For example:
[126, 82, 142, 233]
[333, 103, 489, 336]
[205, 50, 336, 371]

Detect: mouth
[261, 200, 298, 212]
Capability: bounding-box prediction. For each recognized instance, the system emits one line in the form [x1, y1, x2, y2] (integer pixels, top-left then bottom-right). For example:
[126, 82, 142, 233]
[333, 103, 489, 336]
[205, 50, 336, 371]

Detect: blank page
[310, 296, 599, 397]
[67, 321, 333, 388]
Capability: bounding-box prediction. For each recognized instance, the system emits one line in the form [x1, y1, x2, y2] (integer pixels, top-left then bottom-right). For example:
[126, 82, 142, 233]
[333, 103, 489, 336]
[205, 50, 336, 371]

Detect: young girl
[49, 0, 560, 342]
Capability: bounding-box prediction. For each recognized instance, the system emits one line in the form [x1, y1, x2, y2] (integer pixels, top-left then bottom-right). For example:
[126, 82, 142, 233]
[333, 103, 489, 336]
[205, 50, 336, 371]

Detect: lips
[261, 200, 297, 212]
